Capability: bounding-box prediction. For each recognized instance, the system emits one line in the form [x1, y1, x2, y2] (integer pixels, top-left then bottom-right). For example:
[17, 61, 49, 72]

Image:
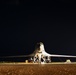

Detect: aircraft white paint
[2, 42, 76, 63]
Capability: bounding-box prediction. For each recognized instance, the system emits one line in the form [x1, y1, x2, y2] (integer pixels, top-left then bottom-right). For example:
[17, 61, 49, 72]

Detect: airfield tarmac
[0, 62, 76, 75]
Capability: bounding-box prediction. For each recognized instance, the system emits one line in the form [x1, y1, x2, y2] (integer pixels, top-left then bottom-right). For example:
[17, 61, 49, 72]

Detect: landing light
[41, 62, 45, 64]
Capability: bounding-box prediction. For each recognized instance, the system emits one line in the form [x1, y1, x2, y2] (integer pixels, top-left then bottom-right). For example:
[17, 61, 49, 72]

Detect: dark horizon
[0, 0, 76, 61]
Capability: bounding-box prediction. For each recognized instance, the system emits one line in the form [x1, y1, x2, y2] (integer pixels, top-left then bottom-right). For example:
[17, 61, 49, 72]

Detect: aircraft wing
[43, 52, 76, 57]
[0, 53, 35, 58]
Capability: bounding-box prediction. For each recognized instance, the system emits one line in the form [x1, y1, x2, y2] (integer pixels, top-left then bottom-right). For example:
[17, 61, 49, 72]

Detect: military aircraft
[1, 42, 76, 63]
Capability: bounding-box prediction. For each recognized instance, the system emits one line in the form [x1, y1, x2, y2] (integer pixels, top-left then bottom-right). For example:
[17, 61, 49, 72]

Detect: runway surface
[0, 62, 76, 65]
[0, 62, 76, 75]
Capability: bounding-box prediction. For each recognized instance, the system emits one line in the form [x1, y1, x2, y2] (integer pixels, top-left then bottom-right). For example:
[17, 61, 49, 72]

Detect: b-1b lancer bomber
[1, 42, 76, 63]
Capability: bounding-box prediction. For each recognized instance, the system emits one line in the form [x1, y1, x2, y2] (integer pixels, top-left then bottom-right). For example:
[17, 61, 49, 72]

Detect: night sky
[0, 0, 76, 61]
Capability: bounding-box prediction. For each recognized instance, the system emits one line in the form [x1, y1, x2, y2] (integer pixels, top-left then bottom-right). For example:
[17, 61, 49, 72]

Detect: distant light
[65, 59, 71, 63]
